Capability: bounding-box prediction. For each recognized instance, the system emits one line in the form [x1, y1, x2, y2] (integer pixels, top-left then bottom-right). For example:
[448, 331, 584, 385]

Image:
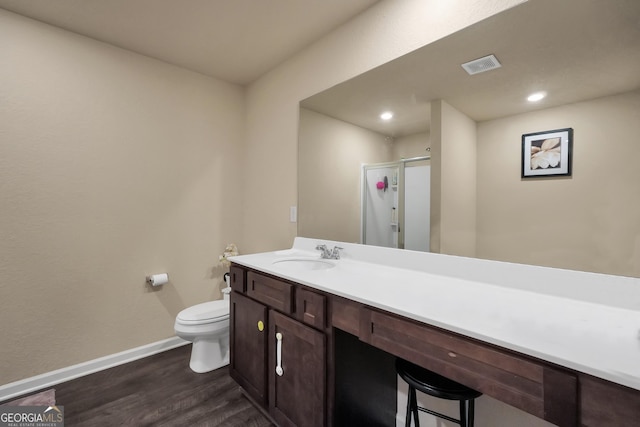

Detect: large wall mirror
[298, 0, 640, 278]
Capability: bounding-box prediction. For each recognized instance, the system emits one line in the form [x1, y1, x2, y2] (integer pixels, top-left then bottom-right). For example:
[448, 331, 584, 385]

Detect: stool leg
[468, 399, 475, 427]
[405, 385, 413, 427]
[459, 400, 468, 427]
[411, 387, 420, 427]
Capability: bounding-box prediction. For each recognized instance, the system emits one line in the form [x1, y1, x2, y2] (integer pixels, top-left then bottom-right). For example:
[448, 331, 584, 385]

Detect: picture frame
[521, 128, 573, 178]
[522, 128, 573, 178]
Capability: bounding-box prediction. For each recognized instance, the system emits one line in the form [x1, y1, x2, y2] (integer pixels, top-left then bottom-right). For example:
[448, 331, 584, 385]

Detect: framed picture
[521, 128, 573, 178]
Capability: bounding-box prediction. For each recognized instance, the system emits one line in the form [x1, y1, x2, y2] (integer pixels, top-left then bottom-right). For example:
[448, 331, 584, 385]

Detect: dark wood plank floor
[18, 345, 274, 426]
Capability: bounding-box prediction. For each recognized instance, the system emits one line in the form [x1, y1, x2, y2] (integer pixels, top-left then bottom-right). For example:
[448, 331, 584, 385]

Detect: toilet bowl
[174, 298, 230, 373]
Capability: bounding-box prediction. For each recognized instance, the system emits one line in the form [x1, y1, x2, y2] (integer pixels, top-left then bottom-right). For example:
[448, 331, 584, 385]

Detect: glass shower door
[362, 157, 430, 252]
[401, 160, 430, 251]
[362, 163, 398, 248]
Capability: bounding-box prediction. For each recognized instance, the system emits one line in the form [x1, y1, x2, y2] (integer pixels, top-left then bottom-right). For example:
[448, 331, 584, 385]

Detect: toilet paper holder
[146, 273, 169, 287]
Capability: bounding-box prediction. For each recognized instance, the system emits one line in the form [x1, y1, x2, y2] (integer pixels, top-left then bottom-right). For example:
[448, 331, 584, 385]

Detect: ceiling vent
[461, 54, 502, 75]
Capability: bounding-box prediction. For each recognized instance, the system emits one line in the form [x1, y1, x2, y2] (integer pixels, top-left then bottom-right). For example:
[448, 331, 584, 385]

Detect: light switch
[290, 206, 297, 223]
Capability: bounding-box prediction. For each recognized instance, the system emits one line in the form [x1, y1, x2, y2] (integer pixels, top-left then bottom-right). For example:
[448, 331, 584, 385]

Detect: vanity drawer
[360, 308, 577, 427]
[296, 287, 326, 330]
[330, 296, 362, 336]
[579, 374, 640, 426]
[246, 271, 293, 314]
[230, 265, 246, 293]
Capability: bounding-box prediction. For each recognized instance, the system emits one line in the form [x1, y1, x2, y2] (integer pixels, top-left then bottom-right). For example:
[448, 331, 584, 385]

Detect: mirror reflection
[298, 0, 640, 278]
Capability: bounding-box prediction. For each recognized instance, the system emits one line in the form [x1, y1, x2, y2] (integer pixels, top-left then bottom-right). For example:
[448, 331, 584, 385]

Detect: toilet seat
[177, 300, 229, 325]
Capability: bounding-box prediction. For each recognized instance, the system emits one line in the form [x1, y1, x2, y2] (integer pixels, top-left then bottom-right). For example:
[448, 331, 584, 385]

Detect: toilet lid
[177, 300, 229, 324]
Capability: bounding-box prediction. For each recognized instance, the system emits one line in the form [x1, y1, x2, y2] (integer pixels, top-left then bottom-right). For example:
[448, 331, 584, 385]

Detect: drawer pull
[275, 332, 284, 376]
[257, 320, 264, 332]
[448, 351, 457, 358]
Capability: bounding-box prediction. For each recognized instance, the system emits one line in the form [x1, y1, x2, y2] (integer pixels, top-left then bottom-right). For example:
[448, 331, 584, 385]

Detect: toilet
[174, 290, 231, 373]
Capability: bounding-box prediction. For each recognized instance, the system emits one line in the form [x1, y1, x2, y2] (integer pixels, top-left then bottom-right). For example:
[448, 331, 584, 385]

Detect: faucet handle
[316, 244, 329, 258]
[331, 246, 343, 259]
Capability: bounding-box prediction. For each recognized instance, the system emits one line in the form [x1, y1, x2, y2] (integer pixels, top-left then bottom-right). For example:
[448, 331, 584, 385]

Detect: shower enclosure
[361, 156, 430, 251]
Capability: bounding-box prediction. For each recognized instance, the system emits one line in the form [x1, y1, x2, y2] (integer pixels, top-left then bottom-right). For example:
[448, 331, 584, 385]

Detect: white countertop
[230, 237, 640, 391]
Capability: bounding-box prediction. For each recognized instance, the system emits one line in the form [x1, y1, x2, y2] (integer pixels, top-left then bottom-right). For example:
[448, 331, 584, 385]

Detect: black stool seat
[397, 358, 482, 400]
[396, 358, 481, 427]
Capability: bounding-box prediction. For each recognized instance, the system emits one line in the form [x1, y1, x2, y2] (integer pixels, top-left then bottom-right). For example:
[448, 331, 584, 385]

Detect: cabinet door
[230, 291, 268, 405]
[269, 310, 326, 427]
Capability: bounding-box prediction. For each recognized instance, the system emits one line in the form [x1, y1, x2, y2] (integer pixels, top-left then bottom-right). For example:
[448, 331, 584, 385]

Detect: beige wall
[431, 100, 477, 256]
[0, 10, 244, 383]
[243, 0, 526, 254]
[477, 90, 640, 277]
[391, 132, 430, 160]
[298, 108, 391, 243]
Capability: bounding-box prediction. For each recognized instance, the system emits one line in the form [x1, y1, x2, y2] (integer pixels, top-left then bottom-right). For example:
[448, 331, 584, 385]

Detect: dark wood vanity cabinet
[229, 266, 326, 427]
[232, 264, 640, 427]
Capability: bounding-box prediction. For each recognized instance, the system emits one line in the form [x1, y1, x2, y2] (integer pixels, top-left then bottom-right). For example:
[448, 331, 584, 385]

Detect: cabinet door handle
[275, 332, 284, 376]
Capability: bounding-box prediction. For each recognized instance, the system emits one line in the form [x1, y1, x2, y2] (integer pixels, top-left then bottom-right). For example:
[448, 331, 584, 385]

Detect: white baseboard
[0, 336, 189, 402]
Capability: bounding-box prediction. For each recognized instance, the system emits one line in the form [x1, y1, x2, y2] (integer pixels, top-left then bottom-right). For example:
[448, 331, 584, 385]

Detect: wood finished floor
[32, 345, 272, 426]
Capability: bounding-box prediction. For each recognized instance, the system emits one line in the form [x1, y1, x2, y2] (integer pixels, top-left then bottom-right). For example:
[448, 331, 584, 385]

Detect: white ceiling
[301, 0, 640, 137]
[0, 0, 380, 84]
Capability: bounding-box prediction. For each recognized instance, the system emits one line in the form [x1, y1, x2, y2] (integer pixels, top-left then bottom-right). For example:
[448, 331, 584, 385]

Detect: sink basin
[271, 257, 336, 272]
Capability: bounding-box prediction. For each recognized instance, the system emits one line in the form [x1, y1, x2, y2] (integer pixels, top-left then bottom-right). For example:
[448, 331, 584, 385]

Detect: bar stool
[396, 358, 482, 427]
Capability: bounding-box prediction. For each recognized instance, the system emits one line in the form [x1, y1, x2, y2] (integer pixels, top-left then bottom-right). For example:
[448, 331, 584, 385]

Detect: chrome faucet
[316, 244, 343, 260]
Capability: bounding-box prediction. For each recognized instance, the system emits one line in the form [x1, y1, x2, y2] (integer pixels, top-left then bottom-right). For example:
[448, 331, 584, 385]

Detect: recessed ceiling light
[380, 111, 393, 120]
[527, 92, 546, 102]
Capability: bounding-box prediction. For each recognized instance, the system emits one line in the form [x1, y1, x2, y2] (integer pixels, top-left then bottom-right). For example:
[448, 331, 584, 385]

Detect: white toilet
[174, 290, 231, 373]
